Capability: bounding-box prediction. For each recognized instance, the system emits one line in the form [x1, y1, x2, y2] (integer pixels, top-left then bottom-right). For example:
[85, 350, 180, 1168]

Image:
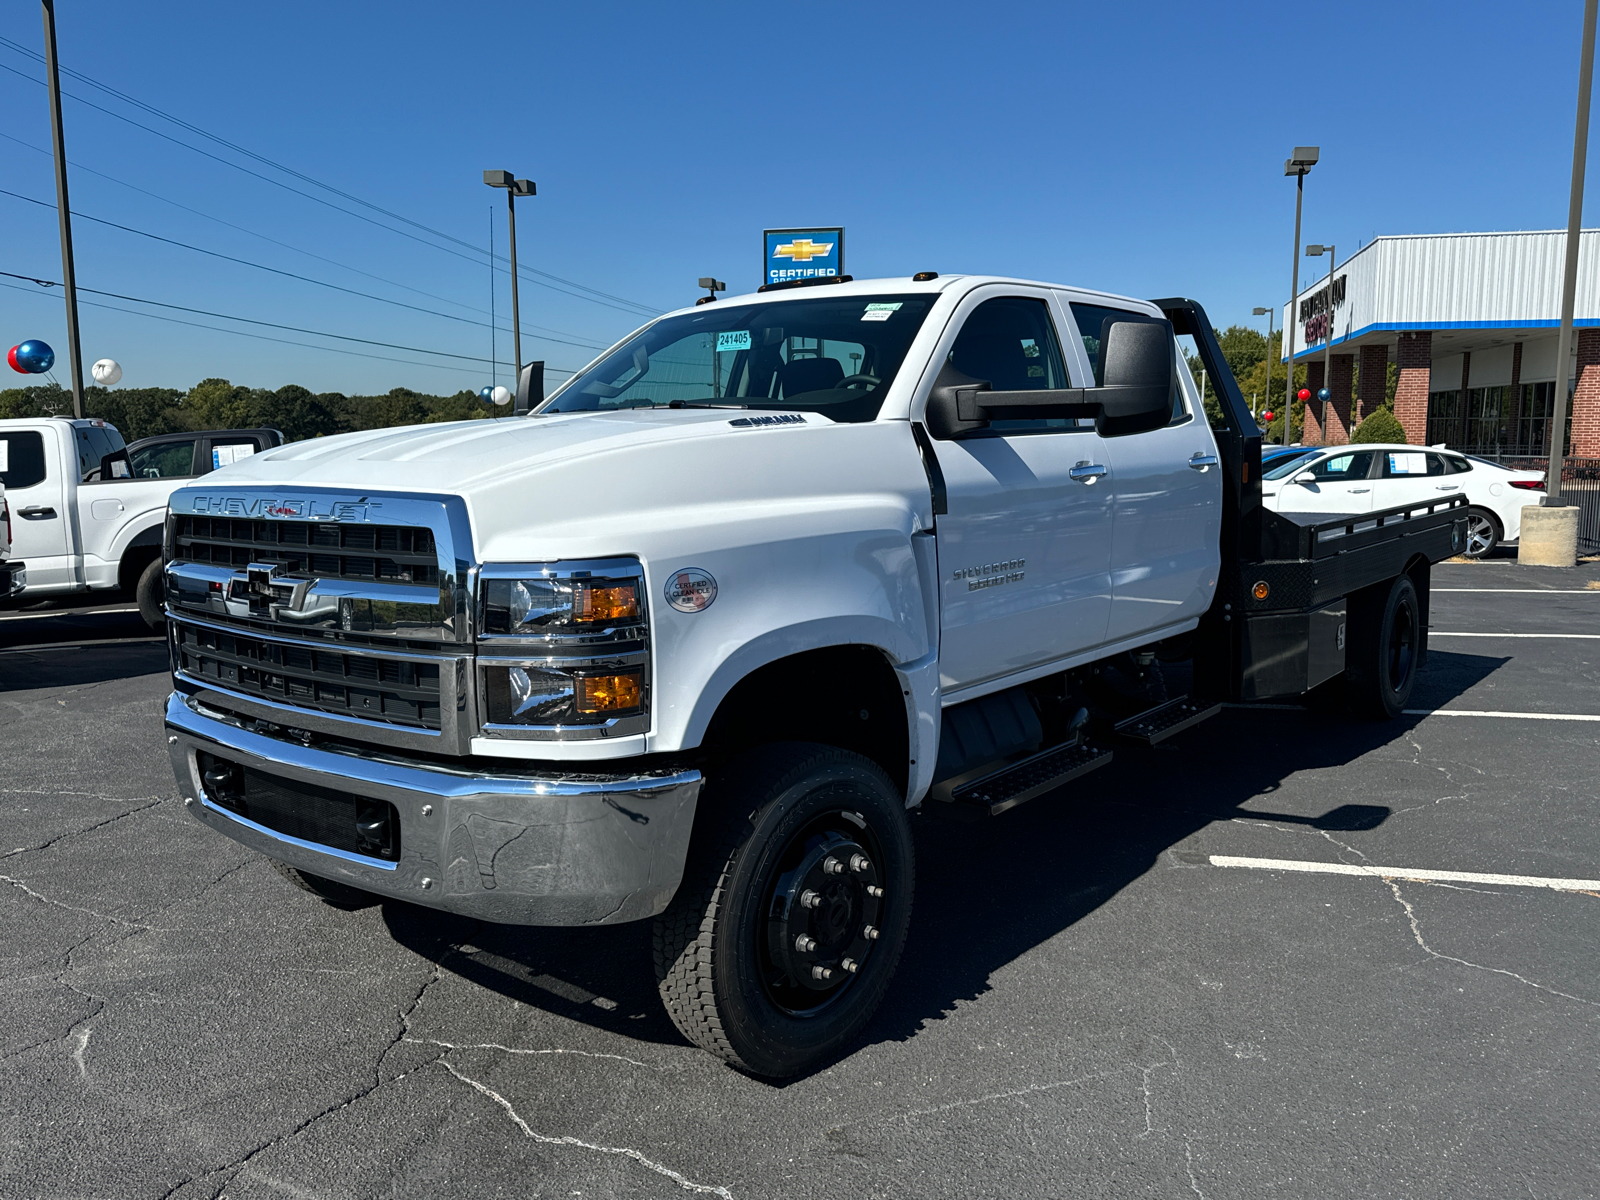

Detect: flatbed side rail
[1266, 493, 1469, 562]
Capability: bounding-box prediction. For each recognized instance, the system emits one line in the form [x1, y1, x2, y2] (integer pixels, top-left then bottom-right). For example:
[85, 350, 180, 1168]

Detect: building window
[1427, 382, 1572, 454]
[1513, 381, 1574, 454]
[1425, 389, 1461, 446]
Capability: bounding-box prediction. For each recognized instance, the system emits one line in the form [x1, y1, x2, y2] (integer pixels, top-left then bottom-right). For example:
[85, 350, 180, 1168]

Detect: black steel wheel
[1347, 574, 1421, 720]
[1462, 507, 1500, 559]
[653, 743, 914, 1077]
[135, 557, 165, 631]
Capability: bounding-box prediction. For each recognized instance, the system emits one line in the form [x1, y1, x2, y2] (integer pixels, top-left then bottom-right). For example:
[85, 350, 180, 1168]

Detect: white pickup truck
[0, 418, 279, 626]
[0, 482, 22, 599]
[159, 275, 1465, 1076]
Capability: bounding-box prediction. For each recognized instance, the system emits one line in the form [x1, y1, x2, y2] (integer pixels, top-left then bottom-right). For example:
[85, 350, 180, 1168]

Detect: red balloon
[7, 345, 23, 373]
[1297, 387, 1311, 401]
[1263, 410, 1275, 420]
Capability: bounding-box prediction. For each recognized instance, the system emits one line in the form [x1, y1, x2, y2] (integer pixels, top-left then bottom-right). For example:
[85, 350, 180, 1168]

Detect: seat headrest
[782, 357, 844, 397]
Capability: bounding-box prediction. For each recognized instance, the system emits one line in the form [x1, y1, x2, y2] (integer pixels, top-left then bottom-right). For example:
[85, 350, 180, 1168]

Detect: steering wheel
[838, 373, 880, 390]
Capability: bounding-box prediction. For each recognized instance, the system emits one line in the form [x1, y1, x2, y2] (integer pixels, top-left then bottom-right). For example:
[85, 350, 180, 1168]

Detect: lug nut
[867, 885, 884, 898]
[863, 925, 879, 940]
[167, 735, 178, 745]
[800, 889, 822, 909]
[841, 957, 859, 974]
[823, 856, 844, 876]
[421, 877, 434, 890]
[811, 965, 834, 981]
[421, 804, 434, 817]
[795, 934, 817, 953]
[182, 796, 193, 807]
[850, 853, 871, 874]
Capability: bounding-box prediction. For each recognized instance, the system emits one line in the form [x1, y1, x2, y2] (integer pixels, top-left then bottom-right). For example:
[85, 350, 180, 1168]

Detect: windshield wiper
[665, 400, 747, 409]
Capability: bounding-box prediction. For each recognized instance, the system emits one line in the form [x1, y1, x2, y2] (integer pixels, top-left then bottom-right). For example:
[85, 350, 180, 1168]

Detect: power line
[0, 268, 577, 374]
[0, 186, 609, 352]
[0, 41, 662, 318]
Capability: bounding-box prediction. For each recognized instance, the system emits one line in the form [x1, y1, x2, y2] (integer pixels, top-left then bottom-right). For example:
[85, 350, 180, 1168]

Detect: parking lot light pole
[1284, 148, 1319, 445]
[41, 0, 84, 419]
[1546, 0, 1598, 502]
[1252, 305, 1276, 424]
[1306, 243, 1336, 438]
[484, 171, 536, 383]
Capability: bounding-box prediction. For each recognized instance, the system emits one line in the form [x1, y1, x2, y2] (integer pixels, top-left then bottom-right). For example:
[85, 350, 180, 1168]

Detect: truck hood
[193, 408, 931, 562]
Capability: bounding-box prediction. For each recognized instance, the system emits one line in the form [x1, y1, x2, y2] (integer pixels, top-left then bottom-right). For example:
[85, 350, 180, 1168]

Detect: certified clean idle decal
[664, 568, 717, 613]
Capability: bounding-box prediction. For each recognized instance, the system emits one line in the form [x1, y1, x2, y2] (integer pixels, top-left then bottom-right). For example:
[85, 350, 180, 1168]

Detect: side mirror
[1093, 318, 1176, 437]
[1294, 471, 1316, 485]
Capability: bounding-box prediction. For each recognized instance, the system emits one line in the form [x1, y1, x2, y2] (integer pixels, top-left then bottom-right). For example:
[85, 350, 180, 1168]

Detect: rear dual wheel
[1346, 573, 1421, 720]
[653, 743, 914, 1078]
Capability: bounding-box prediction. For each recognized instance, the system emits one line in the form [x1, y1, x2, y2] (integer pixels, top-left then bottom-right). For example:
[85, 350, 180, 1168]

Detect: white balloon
[491, 385, 512, 406]
[91, 358, 122, 386]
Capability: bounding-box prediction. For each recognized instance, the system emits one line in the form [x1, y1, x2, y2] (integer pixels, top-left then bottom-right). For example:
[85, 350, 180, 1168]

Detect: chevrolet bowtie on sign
[764, 227, 844, 286]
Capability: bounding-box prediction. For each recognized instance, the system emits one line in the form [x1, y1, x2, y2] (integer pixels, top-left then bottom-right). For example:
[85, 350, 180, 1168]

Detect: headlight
[476, 559, 649, 739]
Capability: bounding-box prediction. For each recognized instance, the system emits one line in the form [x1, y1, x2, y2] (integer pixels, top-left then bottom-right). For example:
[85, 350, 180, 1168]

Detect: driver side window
[1310, 450, 1376, 480]
[947, 297, 1073, 433]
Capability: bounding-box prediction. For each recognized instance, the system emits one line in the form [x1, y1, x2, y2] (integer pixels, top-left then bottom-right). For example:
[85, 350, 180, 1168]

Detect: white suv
[1262, 443, 1545, 557]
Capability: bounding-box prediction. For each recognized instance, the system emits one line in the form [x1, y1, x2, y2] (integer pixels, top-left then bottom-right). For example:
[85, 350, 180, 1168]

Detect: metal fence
[1467, 453, 1600, 555]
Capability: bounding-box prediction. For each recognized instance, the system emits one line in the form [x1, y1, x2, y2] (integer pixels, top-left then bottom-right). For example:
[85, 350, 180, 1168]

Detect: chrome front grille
[164, 488, 474, 753]
[172, 514, 439, 585]
[172, 616, 443, 729]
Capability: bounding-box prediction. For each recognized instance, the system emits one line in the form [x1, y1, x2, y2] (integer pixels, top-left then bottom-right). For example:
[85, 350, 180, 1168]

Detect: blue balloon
[1316, 387, 1331, 402]
[13, 340, 55, 374]
[479, 385, 496, 404]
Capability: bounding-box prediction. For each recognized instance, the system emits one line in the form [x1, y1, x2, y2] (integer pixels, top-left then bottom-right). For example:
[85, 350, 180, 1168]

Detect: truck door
[1060, 299, 1223, 644]
[924, 292, 1115, 694]
[0, 424, 73, 591]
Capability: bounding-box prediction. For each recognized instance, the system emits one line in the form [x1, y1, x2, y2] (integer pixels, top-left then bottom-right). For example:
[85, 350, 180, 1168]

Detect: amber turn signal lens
[574, 582, 638, 622]
[1252, 581, 1270, 601]
[575, 670, 644, 715]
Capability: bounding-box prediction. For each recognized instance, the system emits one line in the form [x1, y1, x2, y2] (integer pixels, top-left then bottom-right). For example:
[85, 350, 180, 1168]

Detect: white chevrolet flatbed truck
[160, 275, 1465, 1076]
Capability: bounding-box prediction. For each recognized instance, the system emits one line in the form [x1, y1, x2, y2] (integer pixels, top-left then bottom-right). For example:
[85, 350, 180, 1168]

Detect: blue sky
[1, 0, 1595, 396]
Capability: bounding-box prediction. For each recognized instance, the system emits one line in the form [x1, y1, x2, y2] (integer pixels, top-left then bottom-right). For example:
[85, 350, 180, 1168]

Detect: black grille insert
[175, 618, 443, 728]
[172, 515, 439, 585]
[199, 753, 400, 861]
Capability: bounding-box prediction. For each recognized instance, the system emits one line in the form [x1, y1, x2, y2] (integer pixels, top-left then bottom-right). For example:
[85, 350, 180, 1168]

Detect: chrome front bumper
[164, 692, 701, 926]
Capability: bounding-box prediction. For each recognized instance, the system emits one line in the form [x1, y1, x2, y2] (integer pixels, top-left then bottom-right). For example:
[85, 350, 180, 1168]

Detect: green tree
[1351, 407, 1406, 444]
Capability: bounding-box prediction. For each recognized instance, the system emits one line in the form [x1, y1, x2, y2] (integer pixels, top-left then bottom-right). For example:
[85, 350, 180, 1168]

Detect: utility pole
[1547, 0, 1598, 501]
[484, 171, 535, 383]
[1284, 148, 1319, 444]
[41, 0, 84, 418]
[1252, 305, 1277, 427]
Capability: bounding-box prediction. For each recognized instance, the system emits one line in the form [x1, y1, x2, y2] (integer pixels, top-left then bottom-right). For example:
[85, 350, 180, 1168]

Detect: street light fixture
[1252, 305, 1277, 426]
[1282, 146, 1319, 444]
[484, 170, 536, 383]
[1306, 243, 1337, 438]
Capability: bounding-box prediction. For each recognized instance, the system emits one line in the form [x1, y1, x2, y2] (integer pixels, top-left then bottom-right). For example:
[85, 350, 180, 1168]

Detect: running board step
[1114, 696, 1221, 745]
[933, 740, 1112, 817]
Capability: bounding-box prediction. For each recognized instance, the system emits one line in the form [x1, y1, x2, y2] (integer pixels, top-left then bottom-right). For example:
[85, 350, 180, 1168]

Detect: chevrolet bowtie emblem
[771, 238, 834, 263]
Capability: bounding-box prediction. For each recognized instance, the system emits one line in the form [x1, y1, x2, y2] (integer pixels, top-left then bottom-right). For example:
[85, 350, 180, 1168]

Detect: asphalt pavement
[3, 560, 1598, 1199]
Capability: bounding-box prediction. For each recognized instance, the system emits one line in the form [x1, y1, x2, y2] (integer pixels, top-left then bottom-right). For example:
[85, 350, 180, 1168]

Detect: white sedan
[1261, 443, 1547, 558]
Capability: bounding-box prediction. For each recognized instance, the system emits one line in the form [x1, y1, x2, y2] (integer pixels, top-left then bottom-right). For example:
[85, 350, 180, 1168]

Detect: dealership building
[1280, 229, 1600, 456]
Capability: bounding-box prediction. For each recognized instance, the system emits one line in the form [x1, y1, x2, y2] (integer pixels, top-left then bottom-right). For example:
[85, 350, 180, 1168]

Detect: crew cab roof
[669, 274, 1159, 320]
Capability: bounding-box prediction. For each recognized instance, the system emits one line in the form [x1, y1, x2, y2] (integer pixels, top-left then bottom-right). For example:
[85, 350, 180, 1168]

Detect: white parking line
[1404, 708, 1600, 722]
[1206, 855, 1600, 893]
[1433, 588, 1600, 594]
[1429, 632, 1600, 639]
[0, 606, 140, 621]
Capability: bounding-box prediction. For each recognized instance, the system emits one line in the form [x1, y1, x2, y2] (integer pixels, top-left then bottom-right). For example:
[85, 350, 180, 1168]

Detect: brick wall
[1326, 354, 1355, 445]
[1394, 331, 1431, 445]
[1357, 343, 1388, 429]
[1303, 359, 1325, 444]
[1571, 327, 1600, 456]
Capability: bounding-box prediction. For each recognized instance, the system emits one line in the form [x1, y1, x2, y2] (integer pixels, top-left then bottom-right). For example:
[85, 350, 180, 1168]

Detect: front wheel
[1347, 574, 1421, 719]
[135, 556, 165, 631]
[1462, 507, 1501, 559]
[653, 743, 914, 1077]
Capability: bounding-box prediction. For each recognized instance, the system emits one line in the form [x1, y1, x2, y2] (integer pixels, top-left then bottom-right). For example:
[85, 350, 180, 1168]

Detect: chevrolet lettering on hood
[190, 495, 379, 521]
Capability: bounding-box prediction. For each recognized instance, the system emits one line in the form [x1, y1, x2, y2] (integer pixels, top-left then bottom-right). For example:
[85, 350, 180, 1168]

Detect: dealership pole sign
[763, 228, 844, 287]
[1300, 274, 1346, 345]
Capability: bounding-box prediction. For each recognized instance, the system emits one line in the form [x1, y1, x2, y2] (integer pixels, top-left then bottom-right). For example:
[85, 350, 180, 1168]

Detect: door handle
[1349, 488, 1370, 494]
[18, 506, 56, 519]
[1436, 484, 1459, 491]
[1188, 452, 1219, 471]
[1069, 462, 1108, 483]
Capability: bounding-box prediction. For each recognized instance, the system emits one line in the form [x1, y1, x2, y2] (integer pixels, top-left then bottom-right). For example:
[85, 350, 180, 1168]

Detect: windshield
[1262, 450, 1320, 480]
[538, 293, 936, 423]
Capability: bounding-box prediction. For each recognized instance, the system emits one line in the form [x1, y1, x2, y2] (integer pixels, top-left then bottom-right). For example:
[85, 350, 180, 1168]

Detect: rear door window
[129, 439, 198, 479]
[1383, 450, 1445, 478]
[207, 438, 259, 471]
[0, 431, 48, 490]
[1070, 301, 1188, 425]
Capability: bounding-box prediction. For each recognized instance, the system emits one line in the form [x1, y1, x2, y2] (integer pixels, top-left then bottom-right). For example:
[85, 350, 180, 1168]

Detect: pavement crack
[403, 1037, 662, 1071]
[1385, 879, 1599, 1009]
[1185, 1136, 1207, 1199]
[2, 796, 164, 860]
[1, 872, 159, 929]
[70, 1025, 92, 1077]
[436, 1058, 734, 1198]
